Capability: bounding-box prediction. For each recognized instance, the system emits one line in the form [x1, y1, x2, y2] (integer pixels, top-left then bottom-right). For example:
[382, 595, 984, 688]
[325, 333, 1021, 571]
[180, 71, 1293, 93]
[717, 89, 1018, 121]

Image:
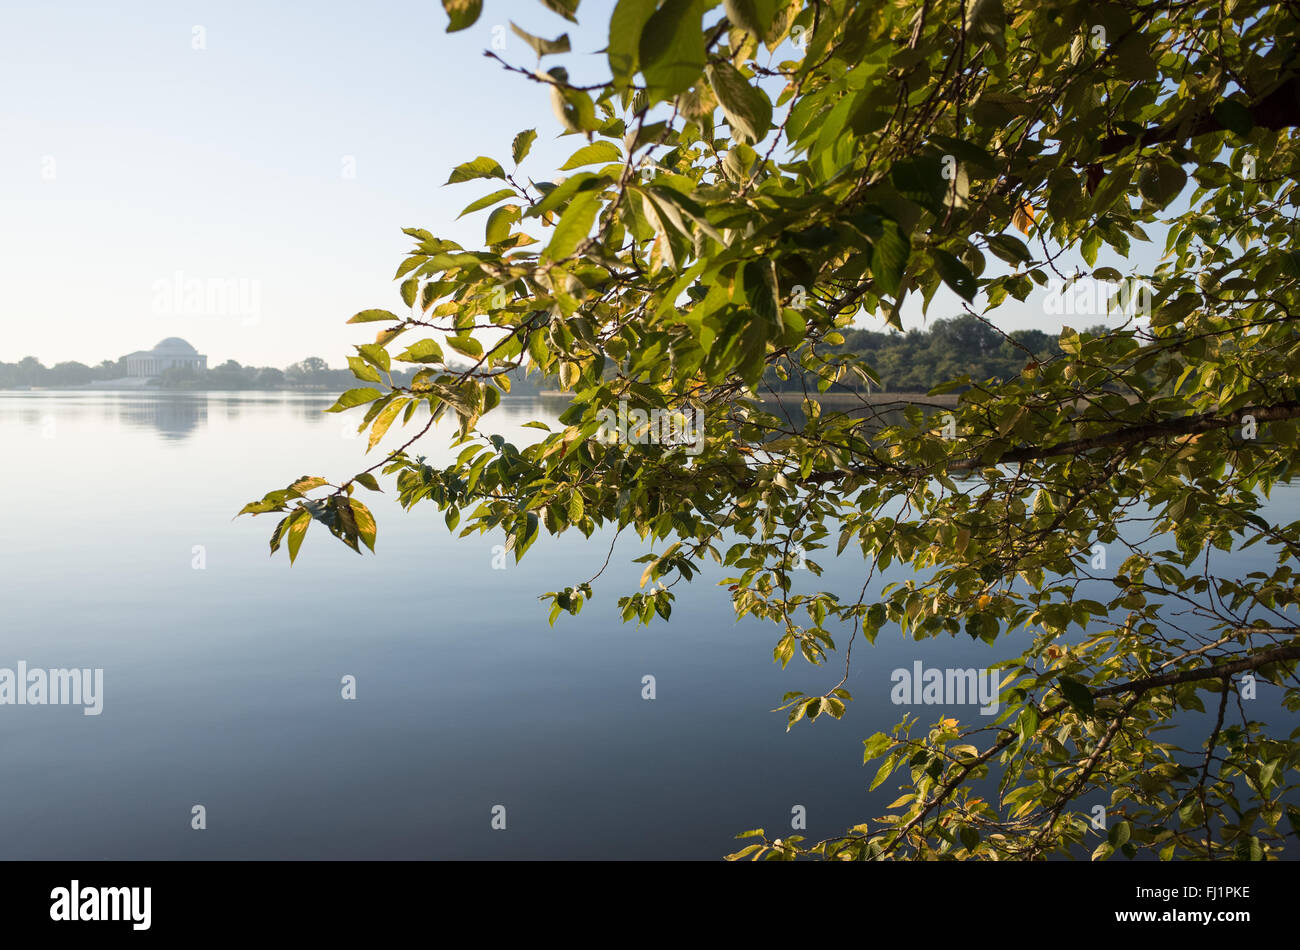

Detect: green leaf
[349, 498, 377, 552]
[1081, 230, 1102, 267]
[608, 0, 657, 85]
[367, 397, 407, 451]
[324, 388, 383, 413]
[706, 61, 772, 143]
[510, 22, 571, 57]
[354, 473, 381, 492]
[286, 508, 310, 564]
[1108, 820, 1131, 847]
[524, 171, 604, 219]
[644, 184, 723, 243]
[1258, 757, 1280, 792]
[743, 258, 781, 331]
[1212, 100, 1254, 138]
[1112, 35, 1159, 81]
[1058, 676, 1096, 716]
[348, 309, 401, 324]
[289, 476, 329, 493]
[486, 204, 521, 244]
[857, 213, 909, 297]
[396, 339, 445, 363]
[1089, 164, 1134, 214]
[357, 343, 391, 372]
[400, 277, 418, 308]
[869, 754, 897, 790]
[985, 233, 1032, 265]
[1234, 836, 1263, 862]
[268, 514, 290, 552]
[458, 188, 517, 218]
[890, 155, 948, 214]
[543, 189, 601, 260]
[514, 511, 541, 561]
[446, 156, 506, 185]
[347, 356, 382, 383]
[723, 0, 778, 39]
[550, 79, 598, 133]
[446, 335, 484, 360]
[862, 731, 892, 760]
[932, 249, 977, 301]
[638, 0, 706, 102]
[331, 495, 361, 551]
[441, 0, 482, 32]
[1137, 160, 1187, 209]
[559, 141, 623, 170]
[965, 0, 1006, 49]
[539, 0, 579, 23]
[512, 130, 537, 165]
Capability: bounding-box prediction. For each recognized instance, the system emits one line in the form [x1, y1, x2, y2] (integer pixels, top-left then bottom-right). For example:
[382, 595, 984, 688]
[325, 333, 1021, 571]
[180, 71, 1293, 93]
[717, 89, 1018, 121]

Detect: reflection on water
[0, 391, 338, 442]
[117, 395, 208, 440]
[0, 390, 1294, 860]
[2, 389, 907, 859]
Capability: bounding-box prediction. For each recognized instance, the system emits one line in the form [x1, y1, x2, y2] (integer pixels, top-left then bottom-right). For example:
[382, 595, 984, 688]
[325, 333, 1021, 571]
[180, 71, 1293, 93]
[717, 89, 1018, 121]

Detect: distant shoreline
[536, 389, 960, 406]
[2, 386, 959, 405]
[0, 383, 343, 393]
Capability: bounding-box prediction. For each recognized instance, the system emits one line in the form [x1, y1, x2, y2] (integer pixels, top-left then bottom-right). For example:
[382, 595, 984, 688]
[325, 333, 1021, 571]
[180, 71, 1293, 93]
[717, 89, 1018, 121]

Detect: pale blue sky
[1, 0, 1146, 369]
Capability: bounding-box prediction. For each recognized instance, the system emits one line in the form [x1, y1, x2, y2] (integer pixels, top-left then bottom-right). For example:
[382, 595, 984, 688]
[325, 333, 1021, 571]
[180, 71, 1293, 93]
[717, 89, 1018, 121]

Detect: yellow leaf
[286, 508, 311, 564]
[367, 398, 407, 451]
[1012, 199, 1036, 235]
[349, 498, 377, 552]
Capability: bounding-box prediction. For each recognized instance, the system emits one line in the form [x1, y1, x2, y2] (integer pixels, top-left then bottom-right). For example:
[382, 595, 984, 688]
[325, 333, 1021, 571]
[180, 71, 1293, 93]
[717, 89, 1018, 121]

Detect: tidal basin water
[0, 391, 1294, 858]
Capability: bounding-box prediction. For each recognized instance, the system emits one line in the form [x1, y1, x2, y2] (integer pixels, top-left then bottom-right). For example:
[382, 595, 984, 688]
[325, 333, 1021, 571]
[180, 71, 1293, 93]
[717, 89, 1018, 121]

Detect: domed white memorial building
[124, 338, 207, 377]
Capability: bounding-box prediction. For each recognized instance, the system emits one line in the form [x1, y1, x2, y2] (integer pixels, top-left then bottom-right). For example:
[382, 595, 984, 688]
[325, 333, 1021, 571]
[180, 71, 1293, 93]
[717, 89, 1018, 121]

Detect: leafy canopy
[242, 0, 1300, 860]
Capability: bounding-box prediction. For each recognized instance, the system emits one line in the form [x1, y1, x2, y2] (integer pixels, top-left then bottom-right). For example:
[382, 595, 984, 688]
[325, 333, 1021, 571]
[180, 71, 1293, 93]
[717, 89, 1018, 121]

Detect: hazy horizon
[0, 0, 1153, 370]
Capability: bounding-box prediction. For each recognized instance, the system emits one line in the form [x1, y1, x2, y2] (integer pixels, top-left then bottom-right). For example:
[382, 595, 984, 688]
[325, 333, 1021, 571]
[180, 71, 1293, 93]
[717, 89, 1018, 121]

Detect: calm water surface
[0, 391, 1294, 858]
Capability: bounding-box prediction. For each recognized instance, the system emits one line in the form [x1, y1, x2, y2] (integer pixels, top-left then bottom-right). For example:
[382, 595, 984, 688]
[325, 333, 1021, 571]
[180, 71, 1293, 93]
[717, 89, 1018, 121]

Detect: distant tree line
[0, 354, 543, 393]
[0, 357, 120, 387]
[1, 317, 1088, 393]
[157, 359, 542, 393]
[762, 314, 1097, 393]
[160, 358, 367, 391]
